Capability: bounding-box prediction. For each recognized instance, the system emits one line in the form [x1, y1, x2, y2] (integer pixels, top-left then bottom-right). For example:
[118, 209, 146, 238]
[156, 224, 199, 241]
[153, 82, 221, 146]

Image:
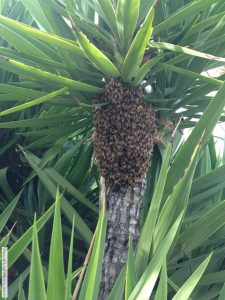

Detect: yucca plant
[1, 0, 225, 299]
[2, 139, 225, 300]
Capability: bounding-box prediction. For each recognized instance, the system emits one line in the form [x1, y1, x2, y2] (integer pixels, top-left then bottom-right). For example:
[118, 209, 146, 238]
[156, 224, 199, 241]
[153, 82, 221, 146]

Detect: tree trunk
[99, 178, 146, 299]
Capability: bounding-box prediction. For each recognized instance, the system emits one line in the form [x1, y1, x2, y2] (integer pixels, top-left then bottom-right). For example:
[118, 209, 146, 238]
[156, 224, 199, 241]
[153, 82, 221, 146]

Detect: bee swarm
[93, 79, 157, 190]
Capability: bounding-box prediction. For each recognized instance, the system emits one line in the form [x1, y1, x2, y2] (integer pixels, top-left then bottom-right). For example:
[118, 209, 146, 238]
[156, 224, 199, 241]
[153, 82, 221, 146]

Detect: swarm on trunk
[93, 79, 157, 190]
[93, 79, 158, 298]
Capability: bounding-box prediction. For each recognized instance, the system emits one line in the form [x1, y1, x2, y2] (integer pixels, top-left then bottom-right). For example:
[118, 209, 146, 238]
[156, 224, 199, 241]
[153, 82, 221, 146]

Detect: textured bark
[99, 178, 146, 299]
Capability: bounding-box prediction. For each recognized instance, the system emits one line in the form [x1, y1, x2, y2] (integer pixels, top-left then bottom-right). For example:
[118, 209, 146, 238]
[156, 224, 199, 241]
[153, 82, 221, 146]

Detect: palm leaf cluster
[1, 0, 225, 299]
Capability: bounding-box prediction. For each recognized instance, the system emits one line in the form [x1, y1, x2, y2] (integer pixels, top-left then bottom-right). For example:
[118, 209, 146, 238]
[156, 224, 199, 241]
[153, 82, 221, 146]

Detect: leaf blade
[172, 254, 212, 300]
[116, 0, 140, 52]
[47, 191, 65, 300]
[121, 5, 155, 82]
[75, 30, 120, 78]
[28, 215, 47, 300]
[128, 212, 184, 300]
[78, 208, 107, 300]
[0, 88, 68, 116]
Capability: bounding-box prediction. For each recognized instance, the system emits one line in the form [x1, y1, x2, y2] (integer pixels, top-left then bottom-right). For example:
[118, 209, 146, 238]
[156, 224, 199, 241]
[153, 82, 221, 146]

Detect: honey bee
[137, 105, 143, 113]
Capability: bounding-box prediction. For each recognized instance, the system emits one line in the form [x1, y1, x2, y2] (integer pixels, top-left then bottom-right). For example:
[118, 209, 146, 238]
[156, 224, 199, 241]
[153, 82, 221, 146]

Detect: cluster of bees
[93, 79, 158, 190]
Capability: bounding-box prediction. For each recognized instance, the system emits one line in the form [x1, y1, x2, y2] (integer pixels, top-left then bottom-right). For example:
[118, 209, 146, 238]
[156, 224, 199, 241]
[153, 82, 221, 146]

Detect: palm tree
[1, 0, 225, 299]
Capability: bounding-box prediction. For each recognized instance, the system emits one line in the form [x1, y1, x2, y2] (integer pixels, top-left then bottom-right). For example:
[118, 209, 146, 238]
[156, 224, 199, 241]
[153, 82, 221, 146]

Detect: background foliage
[1, 0, 225, 299]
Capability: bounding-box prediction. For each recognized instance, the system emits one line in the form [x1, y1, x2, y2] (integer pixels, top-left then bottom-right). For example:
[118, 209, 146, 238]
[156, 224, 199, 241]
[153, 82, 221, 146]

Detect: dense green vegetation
[1, 0, 225, 299]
